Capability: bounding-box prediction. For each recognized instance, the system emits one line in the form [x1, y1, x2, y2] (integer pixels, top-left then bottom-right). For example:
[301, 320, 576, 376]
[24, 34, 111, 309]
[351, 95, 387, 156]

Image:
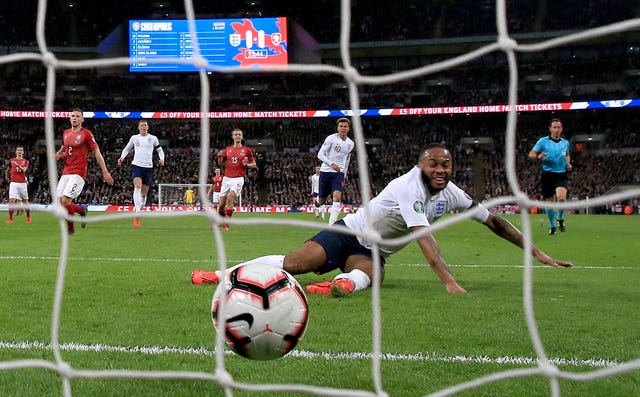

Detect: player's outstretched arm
[413, 227, 467, 294]
[532, 250, 573, 268]
[482, 214, 573, 268]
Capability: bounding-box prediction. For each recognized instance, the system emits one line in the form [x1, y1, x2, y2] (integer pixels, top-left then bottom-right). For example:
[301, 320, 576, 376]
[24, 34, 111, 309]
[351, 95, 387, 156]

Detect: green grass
[0, 211, 638, 396]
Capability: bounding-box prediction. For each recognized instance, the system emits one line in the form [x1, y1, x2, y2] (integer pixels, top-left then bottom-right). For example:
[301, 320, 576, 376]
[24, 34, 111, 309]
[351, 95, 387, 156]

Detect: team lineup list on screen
[129, 17, 288, 72]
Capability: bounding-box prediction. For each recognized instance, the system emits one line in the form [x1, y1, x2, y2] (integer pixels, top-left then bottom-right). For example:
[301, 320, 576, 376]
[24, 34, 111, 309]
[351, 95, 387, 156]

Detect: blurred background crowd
[1, 0, 639, 213]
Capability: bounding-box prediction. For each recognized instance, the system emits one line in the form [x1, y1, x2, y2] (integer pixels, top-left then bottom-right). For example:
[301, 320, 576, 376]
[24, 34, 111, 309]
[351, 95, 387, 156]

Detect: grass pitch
[0, 211, 638, 396]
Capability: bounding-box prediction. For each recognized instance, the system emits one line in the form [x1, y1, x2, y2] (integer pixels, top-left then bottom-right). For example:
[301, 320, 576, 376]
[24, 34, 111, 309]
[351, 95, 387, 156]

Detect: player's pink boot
[306, 279, 355, 297]
[191, 269, 219, 284]
[306, 281, 332, 295]
[330, 278, 355, 297]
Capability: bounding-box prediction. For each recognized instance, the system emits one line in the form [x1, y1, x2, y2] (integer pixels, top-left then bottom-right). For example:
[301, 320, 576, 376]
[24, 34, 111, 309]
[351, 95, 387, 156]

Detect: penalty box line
[0, 340, 622, 368]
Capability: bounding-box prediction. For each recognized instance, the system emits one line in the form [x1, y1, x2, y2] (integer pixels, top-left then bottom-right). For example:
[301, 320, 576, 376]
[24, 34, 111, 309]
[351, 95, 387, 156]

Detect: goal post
[158, 183, 212, 207]
[157, 183, 244, 207]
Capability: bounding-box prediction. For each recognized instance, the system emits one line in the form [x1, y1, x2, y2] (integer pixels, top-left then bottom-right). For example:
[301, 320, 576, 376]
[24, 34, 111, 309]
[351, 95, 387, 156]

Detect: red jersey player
[6, 146, 31, 223]
[55, 109, 114, 235]
[216, 128, 256, 230]
[207, 167, 223, 211]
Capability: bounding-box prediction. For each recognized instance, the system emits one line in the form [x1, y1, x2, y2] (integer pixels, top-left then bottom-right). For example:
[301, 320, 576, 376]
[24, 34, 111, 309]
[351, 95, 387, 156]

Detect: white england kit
[310, 173, 320, 195]
[120, 134, 165, 167]
[343, 166, 490, 257]
[317, 133, 354, 174]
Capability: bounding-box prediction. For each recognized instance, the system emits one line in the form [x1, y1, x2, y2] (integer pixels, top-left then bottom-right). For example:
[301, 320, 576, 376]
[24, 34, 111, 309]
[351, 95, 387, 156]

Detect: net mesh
[1, 0, 640, 396]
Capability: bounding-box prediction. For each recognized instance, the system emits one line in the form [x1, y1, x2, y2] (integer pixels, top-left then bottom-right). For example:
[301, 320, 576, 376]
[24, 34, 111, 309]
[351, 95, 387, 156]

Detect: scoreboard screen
[129, 17, 288, 72]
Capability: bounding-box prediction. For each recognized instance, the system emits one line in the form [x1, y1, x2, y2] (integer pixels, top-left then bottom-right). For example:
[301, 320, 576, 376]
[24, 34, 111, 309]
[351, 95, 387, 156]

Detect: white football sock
[133, 187, 143, 212]
[333, 269, 371, 291]
[330, 202, 341, 217]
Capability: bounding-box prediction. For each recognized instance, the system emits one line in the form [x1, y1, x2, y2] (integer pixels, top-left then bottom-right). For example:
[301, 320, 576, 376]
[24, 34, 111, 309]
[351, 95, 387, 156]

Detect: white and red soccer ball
[211, 263, 309, 360]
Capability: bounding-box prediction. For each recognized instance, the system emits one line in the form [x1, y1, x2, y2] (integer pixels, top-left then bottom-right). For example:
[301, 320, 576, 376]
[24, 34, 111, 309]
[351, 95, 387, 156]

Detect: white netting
[1, 0, 639, 396]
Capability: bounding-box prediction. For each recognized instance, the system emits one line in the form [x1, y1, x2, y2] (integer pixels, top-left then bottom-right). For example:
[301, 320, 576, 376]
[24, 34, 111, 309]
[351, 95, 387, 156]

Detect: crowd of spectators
[1, 42, 638, 118]
[2, 1, 639, 47]
[1, 0, 639, 212]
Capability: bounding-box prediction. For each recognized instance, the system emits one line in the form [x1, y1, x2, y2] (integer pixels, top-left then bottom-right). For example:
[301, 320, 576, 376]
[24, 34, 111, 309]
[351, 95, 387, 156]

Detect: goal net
[158, 183, 212, 207]
[1, 1, 639, 396]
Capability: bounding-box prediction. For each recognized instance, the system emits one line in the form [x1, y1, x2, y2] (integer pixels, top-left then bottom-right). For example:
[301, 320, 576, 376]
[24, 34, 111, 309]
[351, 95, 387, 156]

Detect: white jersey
[309, 173, 320, 194]
[120, 133, 165, 168]
[317, 133, 354, 175]
[343, 166, 491, 257]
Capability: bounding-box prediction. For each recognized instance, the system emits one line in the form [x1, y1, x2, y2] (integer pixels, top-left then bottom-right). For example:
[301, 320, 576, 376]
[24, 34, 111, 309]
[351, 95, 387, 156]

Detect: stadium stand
[1, 1, 639, 212]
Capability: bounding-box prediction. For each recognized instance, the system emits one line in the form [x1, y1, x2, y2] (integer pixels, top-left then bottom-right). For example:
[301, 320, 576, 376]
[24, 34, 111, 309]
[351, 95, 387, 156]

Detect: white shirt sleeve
[120, 136, 135, 159]
[317, 137, 333, 168]
[154, 136, 165, 161]
[447, 183, 491, 223]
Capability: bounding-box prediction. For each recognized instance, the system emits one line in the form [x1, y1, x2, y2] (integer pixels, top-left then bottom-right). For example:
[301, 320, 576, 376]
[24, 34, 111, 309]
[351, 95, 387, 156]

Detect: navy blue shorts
[309, 220, 385, 274]
[318, 171, 344, 197]
[131, 165, 154, 186]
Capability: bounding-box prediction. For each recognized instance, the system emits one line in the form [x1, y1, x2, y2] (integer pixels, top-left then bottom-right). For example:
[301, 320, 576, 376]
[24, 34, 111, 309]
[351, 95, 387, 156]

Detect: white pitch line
[0, 255, 225, 264]
[0, 256, 634, 269]
[0, 340, 622, 368]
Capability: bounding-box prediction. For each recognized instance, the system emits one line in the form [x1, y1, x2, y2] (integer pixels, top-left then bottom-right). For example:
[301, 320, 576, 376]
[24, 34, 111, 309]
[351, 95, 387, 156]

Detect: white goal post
[157, 183, 244, 207]
[158, 183, 211, 207]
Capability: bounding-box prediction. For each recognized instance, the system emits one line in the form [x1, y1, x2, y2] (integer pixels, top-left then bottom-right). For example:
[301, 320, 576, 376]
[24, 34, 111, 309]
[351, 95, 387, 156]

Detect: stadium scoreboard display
[129, 17, 288, 72]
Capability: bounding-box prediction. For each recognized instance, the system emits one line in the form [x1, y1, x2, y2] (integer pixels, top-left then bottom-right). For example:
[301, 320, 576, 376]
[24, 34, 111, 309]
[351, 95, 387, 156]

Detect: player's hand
[158, 160, 164, 167]
[536, 252, 573, 268]
[446, 281, 467, 294]
[554, 260, 573, 268]
[103, 172, 114, 185]
[117, 158, 123, 166]
[537, 152, 547, 160]
[544, 258, 573, 268]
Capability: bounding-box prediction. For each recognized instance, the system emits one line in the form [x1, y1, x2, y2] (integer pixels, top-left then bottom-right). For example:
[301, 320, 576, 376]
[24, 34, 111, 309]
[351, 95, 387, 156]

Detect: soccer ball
[211, 263, 309, 360]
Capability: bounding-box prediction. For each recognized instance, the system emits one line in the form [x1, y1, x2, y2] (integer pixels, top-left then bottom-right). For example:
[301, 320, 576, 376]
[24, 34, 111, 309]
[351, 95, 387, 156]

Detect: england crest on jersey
[229, 34, 241, 47]
[430, 201, 447, 219]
